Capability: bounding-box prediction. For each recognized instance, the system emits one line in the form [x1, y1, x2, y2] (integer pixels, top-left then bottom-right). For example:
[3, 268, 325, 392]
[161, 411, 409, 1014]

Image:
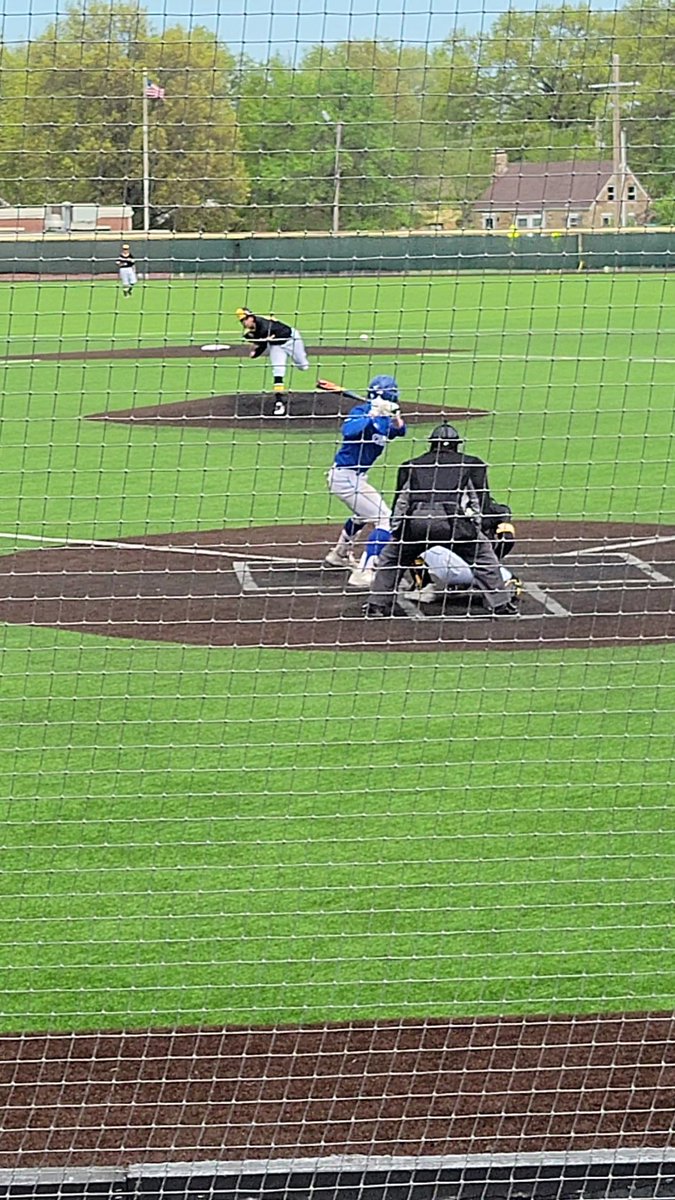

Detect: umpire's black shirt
[392, 447, 480, 522]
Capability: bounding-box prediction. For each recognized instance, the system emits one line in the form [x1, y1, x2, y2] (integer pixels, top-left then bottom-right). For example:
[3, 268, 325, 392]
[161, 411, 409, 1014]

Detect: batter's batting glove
[494, 522, 516, 559]
[369, 398, 400, 418]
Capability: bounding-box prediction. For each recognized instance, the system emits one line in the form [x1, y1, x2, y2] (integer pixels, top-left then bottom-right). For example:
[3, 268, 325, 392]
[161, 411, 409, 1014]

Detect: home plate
[200, 343, 231, 351]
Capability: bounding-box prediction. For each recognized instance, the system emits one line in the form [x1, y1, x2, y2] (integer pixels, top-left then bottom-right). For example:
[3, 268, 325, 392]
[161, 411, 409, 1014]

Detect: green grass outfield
[0, 272, 673, 1034]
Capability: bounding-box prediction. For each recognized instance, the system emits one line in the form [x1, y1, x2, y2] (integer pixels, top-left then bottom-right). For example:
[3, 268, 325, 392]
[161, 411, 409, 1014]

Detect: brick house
[472, 153, 651, 231]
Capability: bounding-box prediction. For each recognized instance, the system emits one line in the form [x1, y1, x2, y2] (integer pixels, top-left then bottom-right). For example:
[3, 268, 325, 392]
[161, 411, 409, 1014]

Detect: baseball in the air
[359, 333, 370, 341]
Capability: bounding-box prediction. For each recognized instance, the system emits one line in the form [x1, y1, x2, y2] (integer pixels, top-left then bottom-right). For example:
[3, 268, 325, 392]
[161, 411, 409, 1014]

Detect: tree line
[0, 0, 673, 231]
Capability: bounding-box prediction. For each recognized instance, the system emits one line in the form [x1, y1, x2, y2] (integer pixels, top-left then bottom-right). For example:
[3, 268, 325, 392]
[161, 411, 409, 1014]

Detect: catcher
[235, 307, 309, 405]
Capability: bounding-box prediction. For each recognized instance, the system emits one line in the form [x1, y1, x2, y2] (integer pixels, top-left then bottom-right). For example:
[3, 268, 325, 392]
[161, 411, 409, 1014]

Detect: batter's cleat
[324, 545, 357, 569]
[348, 566, 375, 589]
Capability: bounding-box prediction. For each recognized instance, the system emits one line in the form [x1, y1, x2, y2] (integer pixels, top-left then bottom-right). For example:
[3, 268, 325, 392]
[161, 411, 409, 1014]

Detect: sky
[0, 0, 623, 57]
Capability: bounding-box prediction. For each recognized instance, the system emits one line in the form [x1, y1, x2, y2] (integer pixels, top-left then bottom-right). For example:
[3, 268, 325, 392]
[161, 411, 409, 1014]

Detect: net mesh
[0, 0, 673, 1185]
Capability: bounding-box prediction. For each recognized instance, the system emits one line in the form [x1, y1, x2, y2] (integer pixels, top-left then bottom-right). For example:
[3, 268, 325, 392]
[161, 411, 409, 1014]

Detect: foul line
[556, 532, 675, 558]
[0, 531, 318, 565]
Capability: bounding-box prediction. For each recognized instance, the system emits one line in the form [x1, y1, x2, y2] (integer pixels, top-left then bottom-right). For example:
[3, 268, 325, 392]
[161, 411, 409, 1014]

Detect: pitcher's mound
[87, 392, 489, 431]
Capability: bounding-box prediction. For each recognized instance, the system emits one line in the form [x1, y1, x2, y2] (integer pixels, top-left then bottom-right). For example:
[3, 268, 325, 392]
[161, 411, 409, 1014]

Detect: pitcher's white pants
[327, 467, 391, 529]
[267, 330, 309, 380]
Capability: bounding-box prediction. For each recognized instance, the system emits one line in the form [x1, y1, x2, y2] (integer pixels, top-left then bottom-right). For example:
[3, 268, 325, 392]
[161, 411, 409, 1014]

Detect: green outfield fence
[2, 228, 675, 276]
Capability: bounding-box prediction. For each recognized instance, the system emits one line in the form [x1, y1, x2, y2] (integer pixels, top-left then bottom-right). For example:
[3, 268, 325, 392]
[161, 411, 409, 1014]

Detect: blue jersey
[332, 402, 406, 472]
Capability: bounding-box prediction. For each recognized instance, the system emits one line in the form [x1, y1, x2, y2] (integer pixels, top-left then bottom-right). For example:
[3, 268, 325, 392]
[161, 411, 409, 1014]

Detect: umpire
[366, 423, 520, 618]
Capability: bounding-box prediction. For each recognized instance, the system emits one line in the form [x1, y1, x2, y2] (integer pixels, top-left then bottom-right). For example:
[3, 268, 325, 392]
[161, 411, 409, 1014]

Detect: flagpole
[142, 69, 150, 235]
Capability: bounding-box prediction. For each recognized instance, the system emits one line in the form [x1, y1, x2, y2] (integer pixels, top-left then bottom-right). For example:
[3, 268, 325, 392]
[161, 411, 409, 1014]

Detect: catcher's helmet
[429, 423, 463, 448]
[367, 374, 399, 403]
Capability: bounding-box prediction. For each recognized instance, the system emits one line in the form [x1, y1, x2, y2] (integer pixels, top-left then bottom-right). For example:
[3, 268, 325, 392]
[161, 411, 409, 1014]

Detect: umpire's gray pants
[370, 526, 511, 610]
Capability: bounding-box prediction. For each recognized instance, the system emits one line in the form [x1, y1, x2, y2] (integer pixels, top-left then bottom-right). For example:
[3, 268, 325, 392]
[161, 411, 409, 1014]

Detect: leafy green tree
[237, 54, 415, 230]
[612, 0, 675, 199]
[474, 6, 619, 160]
[649, 195, 675, 224]
[0, 3, 248, 230]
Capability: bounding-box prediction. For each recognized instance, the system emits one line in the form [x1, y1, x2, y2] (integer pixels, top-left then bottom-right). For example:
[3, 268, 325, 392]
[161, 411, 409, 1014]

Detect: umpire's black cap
[429, 423, 463, 448]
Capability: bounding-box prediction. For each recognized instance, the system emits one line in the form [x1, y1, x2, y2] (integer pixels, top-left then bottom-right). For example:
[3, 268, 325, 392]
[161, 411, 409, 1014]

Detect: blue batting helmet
[367, 375, 399, 404]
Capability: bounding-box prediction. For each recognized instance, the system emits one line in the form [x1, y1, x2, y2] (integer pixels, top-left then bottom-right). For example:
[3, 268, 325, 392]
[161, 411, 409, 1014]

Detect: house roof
[474, 159, 629, 212]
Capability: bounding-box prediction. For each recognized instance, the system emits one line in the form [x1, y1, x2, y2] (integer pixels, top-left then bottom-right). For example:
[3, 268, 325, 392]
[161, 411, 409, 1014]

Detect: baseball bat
[316, 378, 366, 403]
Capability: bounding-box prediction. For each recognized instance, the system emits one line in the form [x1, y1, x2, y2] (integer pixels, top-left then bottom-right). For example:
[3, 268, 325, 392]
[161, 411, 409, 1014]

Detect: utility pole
[332, 120, 343, 237]
[142, 69, 150, 236]
[322, 111, 343, 235]
[590, 55, 639, 230]
[611, 54, 625, 229]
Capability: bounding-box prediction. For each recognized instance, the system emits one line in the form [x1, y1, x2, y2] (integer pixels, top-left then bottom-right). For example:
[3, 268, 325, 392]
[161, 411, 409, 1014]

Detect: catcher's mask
[367, 374, 399, 403]
[429, 423, 463, 450]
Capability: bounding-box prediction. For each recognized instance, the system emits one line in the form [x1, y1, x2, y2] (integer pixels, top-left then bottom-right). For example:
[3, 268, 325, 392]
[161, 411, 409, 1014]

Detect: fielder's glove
[369, 398, 400, 418]
[494, 521, 516, 559]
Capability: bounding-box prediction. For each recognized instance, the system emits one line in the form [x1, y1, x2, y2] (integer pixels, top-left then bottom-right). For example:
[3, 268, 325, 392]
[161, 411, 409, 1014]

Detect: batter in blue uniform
[324, 375, 406, 588]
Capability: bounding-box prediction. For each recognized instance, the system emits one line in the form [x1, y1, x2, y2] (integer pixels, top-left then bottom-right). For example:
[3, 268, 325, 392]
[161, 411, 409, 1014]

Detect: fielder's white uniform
[117, 248, 137, 294]
[119, 265, 137, 290]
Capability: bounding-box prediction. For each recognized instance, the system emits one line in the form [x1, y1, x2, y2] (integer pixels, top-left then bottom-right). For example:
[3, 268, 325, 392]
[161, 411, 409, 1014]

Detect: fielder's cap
[429, 423, 462, 446]
[235, 306, 253, 321]
[367, 374, 399, 402]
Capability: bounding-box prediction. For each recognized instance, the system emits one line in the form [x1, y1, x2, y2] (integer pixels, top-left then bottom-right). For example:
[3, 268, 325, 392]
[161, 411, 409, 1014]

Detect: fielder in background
[325, 375, 406, 587]
[235, 307, 310, 405]
[116, 244, 137, 298]
[366, 422, 519, 619]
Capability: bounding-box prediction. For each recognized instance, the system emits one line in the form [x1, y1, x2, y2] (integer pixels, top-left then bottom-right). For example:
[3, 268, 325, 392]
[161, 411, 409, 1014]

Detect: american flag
[145, 79, 166, 101]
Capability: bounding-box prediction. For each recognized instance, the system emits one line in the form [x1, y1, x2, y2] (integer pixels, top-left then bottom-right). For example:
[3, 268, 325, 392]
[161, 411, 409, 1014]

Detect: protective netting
[0, 0, 673, 1188]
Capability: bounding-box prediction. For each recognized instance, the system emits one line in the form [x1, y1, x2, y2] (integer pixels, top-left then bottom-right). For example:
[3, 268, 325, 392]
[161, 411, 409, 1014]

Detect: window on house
[483, 215, 495, 230]
[567, 213, 580, 228]
[606, 185, 615, 200]
[602, 213, 613, 226]
[531, 214, 543, 228]
[515, 216, 529, 229]
[627, 184, 636, 200]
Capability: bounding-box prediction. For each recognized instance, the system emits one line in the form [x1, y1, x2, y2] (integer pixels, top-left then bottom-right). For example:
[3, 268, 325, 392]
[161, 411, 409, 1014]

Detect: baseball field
[0, 269, 673, 1045]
